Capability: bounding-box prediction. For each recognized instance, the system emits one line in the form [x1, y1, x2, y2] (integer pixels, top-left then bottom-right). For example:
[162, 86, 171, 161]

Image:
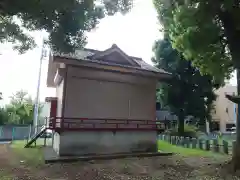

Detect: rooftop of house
[53, 44, 169, 74]
[47, 44, 171, 87]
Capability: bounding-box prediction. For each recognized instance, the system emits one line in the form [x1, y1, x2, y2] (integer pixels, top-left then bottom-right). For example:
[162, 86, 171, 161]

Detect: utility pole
[33, 39, 47, 135]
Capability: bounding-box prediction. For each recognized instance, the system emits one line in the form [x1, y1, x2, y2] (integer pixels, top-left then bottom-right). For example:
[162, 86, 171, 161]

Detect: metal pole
[33, 39, 45, 135]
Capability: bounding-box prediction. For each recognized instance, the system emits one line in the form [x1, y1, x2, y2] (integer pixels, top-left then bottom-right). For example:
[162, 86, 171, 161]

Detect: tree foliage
[0, 107, 8, 125]
[0, 0, 132, 53]
[0, 90, 43, 125]
[153, 0, 240, 82]
[153, 0, 240, 167]
[152, 36, 220, 133]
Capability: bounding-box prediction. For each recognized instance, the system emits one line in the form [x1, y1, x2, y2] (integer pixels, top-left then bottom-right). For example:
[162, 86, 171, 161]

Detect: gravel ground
[0, 144, 240, 179]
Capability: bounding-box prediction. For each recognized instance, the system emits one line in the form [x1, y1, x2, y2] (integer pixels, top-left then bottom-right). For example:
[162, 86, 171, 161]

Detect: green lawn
[0, 140, 47, 180]
[10, 139, 228, 167]
[11, 139, 49, 166]
[0, 172, 13, 180]
[158, 140, 228, 157]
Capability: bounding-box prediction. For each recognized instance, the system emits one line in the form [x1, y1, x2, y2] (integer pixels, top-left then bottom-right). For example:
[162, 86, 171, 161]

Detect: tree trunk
[198, 117, 206, 132]
[178, 110, 184, 136]
[232, 69, 240, 170]
[220, 10, 240, 170]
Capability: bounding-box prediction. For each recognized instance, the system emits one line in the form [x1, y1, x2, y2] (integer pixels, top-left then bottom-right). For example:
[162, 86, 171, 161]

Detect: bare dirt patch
[1, 144, 240, 179]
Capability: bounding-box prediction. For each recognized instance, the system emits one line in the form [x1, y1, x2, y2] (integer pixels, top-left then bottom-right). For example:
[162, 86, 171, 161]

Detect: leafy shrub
[164, 124, 199, 138]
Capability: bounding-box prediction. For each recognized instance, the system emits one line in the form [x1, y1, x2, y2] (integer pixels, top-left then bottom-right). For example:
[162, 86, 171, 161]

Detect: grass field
[11, 139, 228, 165]
[10, 139, 51, 166]
[158, 140, 227, 157]
[10, 139, 228, 167]
[0, 139, 237, 179]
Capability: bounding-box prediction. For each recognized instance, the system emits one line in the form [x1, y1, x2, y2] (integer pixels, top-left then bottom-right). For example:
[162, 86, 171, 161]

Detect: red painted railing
[48, 117, 165, 131]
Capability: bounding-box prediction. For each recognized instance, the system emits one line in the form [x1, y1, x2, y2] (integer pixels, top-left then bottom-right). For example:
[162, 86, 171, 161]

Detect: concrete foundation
[53, 131, 157, 156]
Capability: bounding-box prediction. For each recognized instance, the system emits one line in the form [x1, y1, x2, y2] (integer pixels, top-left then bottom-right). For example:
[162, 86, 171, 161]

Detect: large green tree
[0, 108, 8, 125]
[152, 35, 220, 134]
[153, 0, 240, 168]
[6, 90, 42, 125]
[0, 0, 132, 53]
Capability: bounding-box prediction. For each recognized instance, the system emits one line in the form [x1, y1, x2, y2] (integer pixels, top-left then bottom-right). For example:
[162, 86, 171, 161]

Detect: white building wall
[212, 85, 237, 132]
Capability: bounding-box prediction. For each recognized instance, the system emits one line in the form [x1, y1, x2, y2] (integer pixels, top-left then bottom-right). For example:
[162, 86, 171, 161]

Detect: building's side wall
[212, 85, 237, 132]
[53, 79, 64, 153]
[58, 131, 157, 156]
[63, 66, 156, 120]
[57, 66, 157, 156]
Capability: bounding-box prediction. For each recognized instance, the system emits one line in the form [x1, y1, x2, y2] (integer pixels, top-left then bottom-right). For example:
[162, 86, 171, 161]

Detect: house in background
[43, 44, 171, 156]
[156, 102, 178, 129]
[211, 85, 237, 132]
[156, 102, 198, 130]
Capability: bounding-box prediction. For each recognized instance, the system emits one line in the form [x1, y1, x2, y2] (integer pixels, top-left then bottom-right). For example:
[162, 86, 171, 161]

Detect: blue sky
[0, 0, 236, 104]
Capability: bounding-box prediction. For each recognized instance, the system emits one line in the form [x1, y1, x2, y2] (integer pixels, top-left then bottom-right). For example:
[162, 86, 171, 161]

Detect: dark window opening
[226, 123, 236, 131]
[211, 122, 220, 131]
[156, 102, 161, 110]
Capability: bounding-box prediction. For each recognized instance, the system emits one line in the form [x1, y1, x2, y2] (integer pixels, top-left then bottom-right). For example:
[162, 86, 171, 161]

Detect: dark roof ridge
[82, 47, 144, 61]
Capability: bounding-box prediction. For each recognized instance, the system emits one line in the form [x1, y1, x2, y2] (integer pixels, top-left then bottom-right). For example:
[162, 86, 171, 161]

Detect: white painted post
[206, 120, 210, 134]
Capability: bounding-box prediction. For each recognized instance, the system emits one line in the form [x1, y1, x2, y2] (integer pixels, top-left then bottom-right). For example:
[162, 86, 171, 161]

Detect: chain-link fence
[0, 125, 33, 141]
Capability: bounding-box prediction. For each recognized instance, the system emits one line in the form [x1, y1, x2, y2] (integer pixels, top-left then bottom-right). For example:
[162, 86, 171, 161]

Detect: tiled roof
[53, 46, 170, 74]
[156, 110, 178, 121]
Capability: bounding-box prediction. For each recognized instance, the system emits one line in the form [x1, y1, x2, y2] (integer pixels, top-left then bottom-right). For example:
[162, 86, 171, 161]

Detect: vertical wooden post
[192, 138, 197, 148]
[223, 140, 229, 154]
[176, 136, 180, 146]
[174, 136, 177, 145]
[181, 136, 184, 146]
[173, 136, 175, 144]
[199, 139, 203, 150]
[186, 137, 190, 148]
[161, 134, 163, 140]
[172, 136, 175, 145]
[213, 139, 219, 152]
[205, 140, 210, 151]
